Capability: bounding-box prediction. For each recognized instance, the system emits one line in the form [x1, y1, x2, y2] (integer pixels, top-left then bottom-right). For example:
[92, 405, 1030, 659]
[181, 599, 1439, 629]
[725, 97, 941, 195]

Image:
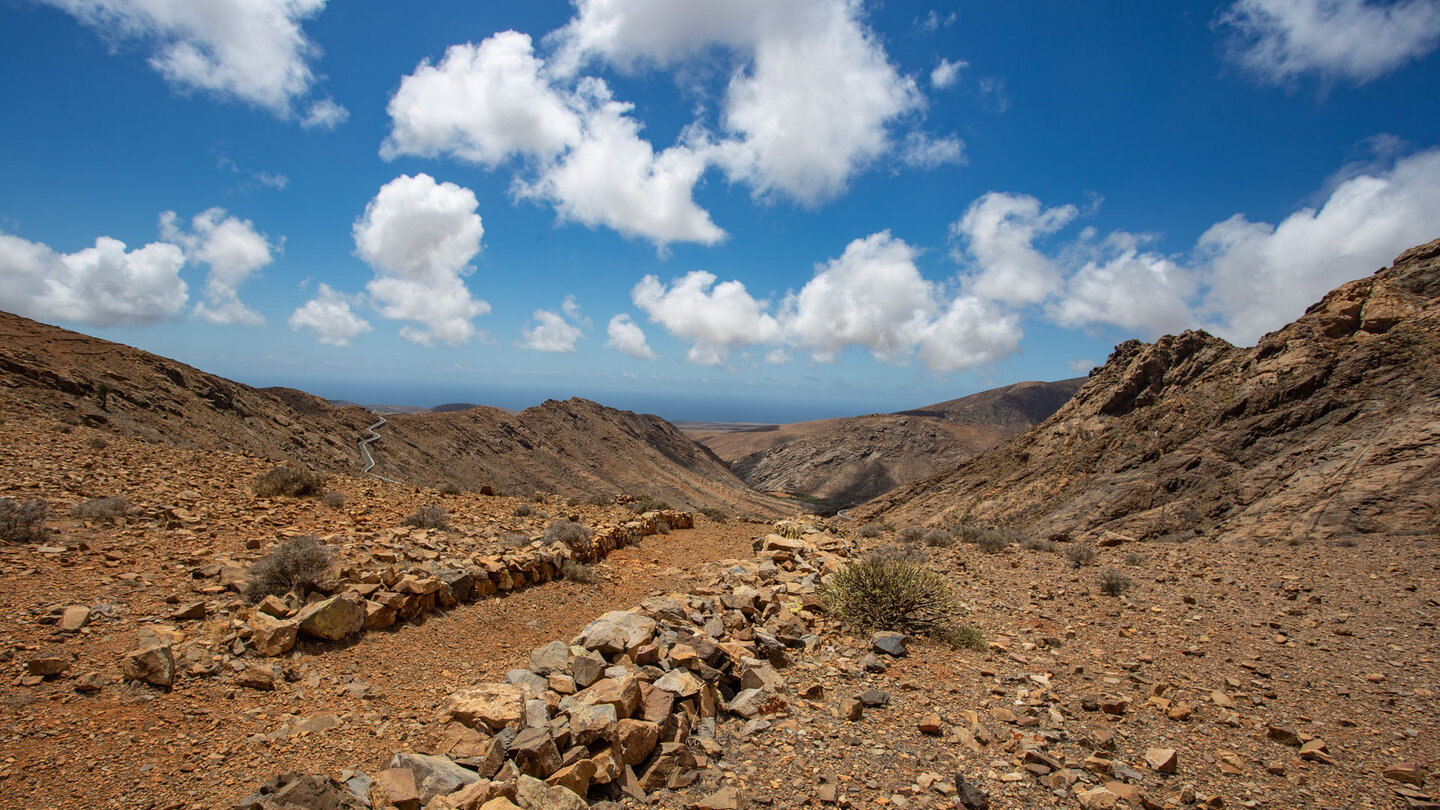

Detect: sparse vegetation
[0, 499, 47, 543]
[818, 555, 962, 637]
[896, 526, 926, 545]
[243, 535, 333, 604]
[1065, 544, 1097, 568]
[1021, 536, 1058, 552]
[1333, 538, 1358, 548]
[1122, 551, 1143, 565]
[69, 496, 129, 521]
[1099, 567, 1132, 596]
[251, 465, 326, 499]
[402, 504, 449, 530]
[698, 507, 727, 522]
[972, 528, 1011, 554]
[86, 436, 108, 450]
[437, 482, 461, 496]
[95, 382, 110, 411]
[936, 624, 987, 651]
[580, 494, 612, 507]
[321, 491, 346, 509]
[855, 523, 884, 539]
[866, 543, 929, 565]
[530, 492, 547, 504]
[559, 559, 601, 584]
[543, 520, 593, 550]
[628, 498, 670, 514]
[501, 531, 532, 548]
[513, 503, 534, 517]
[922, 528, 956, 547]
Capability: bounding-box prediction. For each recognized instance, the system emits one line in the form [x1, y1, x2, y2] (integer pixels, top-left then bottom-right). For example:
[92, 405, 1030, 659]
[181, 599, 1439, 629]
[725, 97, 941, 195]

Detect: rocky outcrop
[859, 237, 1440, 544]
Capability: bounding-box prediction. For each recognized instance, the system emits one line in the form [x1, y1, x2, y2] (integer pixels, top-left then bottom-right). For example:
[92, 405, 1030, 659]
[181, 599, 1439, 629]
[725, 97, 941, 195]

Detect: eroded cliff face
[859, 237, 1440, 544]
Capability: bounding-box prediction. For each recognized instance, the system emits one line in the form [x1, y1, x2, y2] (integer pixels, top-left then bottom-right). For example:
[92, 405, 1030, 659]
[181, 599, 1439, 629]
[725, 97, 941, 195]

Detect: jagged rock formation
[701, 380, 1083, 510]
[0, 312, 786, 517]
[859, 238, 1440, 543]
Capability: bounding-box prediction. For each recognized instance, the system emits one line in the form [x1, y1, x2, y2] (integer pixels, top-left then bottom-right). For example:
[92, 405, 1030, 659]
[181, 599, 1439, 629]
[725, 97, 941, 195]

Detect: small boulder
[572, 611, 657, 656]
[871, 631, 907, 657]
[120, 643, 174, 688]
[386, 752, 479, 801]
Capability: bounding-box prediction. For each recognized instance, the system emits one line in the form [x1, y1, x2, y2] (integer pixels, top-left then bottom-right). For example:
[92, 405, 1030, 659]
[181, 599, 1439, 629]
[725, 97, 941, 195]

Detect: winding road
[357, 415, 403, 484]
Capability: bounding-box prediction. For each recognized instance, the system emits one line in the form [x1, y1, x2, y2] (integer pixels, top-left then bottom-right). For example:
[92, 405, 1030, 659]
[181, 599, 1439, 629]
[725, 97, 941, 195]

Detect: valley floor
[0, 413, 1436, 809]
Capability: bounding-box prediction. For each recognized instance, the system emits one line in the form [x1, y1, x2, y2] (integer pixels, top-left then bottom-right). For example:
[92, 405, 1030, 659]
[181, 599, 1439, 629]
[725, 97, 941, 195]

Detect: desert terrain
[0, 241, 1437, 810]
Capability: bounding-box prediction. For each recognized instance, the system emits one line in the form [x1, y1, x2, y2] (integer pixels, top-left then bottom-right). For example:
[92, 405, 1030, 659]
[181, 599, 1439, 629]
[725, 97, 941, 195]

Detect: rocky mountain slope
[698, 380, 1083, 510]
[859, 237, 1440, 543]
[0, 312, 785, 517]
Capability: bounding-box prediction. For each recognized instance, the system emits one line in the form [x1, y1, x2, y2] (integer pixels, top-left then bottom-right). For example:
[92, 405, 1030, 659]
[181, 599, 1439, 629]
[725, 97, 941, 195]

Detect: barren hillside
[859, 237, 1440, 543]
[0, 312, 786, 518]
[693, 380, 1083, 509]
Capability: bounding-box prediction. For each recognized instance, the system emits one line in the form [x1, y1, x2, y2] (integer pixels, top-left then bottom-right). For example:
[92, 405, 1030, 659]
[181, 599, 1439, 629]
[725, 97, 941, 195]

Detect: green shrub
[70, 496, 129, 521]
[818, 555, 961, 636]
[628, 498, 670, 514]
[543, 520, 593, 550]
[530, 492, 548, 504]
[402, 504, 449, 530]
[0, 499, 47, 543]
[252, 465, 326, 498]
[1098, 567, 1132, 596]
[244, 536, 332, 604]
[559, 559, 601, 584]
[321, 491, 346, 509]
[1064, 544, 1097, 569]
[698, 507, 727, 522]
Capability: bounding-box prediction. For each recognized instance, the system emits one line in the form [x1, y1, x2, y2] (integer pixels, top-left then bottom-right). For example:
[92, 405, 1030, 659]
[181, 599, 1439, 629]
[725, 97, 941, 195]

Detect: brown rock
[691, 786, 742, 810]
[509, 727, 562, 778]
[295, 593, 366, 641]
[26, 651, 71, 677]
[569, 675, 641, 718]
[236, 663, 278, 690]
[1145, 748, 1178, 774]
[1266, 724, 1302, 746]
[439, 683, 527, 731]
[248, 613, 298, 657]
[1384, 761, 1427, 787]
[613, 718, 660, 766]
[375, 767, 421, 810]
[546, 759, 596, 797]
[917, 714, 943, 735]
[120, 643, 174, 688]
[59, 606, 90, 632]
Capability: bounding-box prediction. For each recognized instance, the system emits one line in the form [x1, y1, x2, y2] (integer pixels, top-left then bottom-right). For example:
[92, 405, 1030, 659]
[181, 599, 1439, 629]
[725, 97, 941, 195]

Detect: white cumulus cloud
[900, 132, 966, 170]
[1219, 0, 1440, 84]
[931, 57, 966, 89]
[556, 0, 924, 203]
[912, 295, 1024, 372]
[605, 313, 656, 359]
[1197, 147, 1440, 343]
[1050, 233, 1197, 338]
[0, 231, 187, 326]
[40, 0, 344, 122]
[288, 283, 371, 346]
[353, 174, 489, 346]
[632, 270, 781, 365]
[521, 299, 585, 352]
[951, 192, 1078, 305]
[160, 207, 277, 326]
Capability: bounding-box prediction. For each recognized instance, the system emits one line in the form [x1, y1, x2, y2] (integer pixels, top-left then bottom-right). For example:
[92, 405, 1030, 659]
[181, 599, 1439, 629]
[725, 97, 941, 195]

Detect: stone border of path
[118, 511, 697, 690]
[233, 529, 855, 810]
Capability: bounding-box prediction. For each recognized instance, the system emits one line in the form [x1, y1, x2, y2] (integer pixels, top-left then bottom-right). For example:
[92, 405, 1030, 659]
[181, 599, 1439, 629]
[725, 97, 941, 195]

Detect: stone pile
[234, 530, 854, 809]
[120, 511, 695, 690]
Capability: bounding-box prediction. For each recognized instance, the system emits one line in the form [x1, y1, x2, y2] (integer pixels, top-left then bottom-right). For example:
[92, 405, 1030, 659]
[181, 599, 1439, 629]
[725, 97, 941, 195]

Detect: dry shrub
[244, 536, 333, 604]
[867, 543, 928, 565]
[818, 555, 960, 637]
[1099, 567, 1132, 596]
[501, 531, 532, 548]
[1064, 544, 1097, 569]
[252, 465, 326, 498]
[896, 526, 926, 545]
[698, 507, 727, 523]
[1021, 536, 1058, 552]
[321, 491, 346, 509]
[543, 520, 592, 550]
[0, 499, 47, 543]
[403, 504, 449, 530]
[438, 482, 461, 496]
[70, 496, 129, 521]
[922, 529, 956, 548]
[512, 503, 534, 518]
[855, 523, 884, 539]
[936, 624, 987, 651]
[86, 436, 109, 450]
[972, 529, 1011, 554]
[559, 559, 600, 584]
[628, 498, 670, 514]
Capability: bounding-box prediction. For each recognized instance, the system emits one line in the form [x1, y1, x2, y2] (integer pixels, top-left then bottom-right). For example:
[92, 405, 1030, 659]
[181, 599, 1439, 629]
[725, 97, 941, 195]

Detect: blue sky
[2, 0, 1438, 422]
